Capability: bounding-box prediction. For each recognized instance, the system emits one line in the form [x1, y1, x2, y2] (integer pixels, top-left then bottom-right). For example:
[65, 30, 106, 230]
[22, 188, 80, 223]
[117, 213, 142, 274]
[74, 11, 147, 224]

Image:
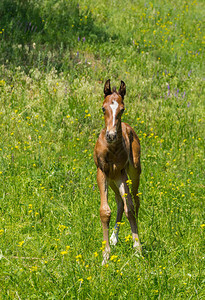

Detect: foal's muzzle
[106, 130, 117, 143]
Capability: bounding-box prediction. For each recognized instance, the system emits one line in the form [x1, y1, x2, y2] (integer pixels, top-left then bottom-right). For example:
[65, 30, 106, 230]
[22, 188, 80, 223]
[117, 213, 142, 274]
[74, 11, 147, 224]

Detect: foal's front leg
[97, 168, 111, 265]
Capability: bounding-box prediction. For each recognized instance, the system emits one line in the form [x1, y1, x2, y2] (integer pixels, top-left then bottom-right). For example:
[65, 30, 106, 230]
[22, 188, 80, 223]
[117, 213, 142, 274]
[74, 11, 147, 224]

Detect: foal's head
[102, 79, 126, 143]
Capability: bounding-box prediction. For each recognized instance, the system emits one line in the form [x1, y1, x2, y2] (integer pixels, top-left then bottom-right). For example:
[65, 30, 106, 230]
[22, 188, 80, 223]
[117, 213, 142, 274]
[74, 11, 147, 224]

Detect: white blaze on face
[110, 100, 119, 126]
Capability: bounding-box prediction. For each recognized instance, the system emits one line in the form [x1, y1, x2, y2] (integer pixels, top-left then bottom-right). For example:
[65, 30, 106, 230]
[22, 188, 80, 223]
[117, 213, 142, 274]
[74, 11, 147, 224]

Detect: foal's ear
[104, 79, 112, 97]
[119, 80, 126, 99]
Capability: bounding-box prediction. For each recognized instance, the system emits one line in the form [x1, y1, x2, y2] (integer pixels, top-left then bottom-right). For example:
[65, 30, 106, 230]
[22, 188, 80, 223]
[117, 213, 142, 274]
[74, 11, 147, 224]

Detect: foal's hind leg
[110, 193, 124, 246]
[127, 165, 141, 251]
[115, 170, 141, 253]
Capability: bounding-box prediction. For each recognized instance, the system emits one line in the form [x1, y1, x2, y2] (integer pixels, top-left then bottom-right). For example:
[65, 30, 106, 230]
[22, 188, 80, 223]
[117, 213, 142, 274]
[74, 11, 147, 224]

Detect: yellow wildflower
[125, 234, 132, 242]
[110, 255, 118, 262]
[30, 266, 37, 272]
[126, 179, 132, 185]
[18, 241, 24, 247]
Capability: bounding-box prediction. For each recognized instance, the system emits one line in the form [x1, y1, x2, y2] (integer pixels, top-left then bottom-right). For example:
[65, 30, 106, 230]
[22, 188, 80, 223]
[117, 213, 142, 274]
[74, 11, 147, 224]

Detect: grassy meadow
[0, 0, 204, 298]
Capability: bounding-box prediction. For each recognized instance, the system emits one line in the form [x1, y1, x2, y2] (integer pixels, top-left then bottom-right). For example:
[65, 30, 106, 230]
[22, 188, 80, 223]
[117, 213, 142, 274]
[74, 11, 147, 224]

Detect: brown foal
[94, 79, 142, 264]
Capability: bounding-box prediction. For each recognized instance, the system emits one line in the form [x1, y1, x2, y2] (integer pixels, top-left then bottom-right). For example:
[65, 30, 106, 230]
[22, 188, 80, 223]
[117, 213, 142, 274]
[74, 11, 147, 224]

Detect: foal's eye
[121, 108, 125, 113]
[102, 107, 106, 113]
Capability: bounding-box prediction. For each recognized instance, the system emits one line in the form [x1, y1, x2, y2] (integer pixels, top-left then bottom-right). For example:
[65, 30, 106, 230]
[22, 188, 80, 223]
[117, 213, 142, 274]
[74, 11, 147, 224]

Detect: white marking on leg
[110, 100, 119, 126]
[118, 181, 128, 215]
[110, 223, 119, 246]
[110, 232, 118, 245]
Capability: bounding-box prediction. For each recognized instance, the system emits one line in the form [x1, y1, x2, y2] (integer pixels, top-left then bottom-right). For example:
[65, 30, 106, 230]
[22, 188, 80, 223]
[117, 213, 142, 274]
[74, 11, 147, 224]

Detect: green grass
[0, 0, 204, 298]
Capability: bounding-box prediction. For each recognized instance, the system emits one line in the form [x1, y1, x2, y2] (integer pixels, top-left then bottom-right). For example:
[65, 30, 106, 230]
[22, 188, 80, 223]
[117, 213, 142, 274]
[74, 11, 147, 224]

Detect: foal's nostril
[112, 133, 117, 140]
[106, 131, 117, 142]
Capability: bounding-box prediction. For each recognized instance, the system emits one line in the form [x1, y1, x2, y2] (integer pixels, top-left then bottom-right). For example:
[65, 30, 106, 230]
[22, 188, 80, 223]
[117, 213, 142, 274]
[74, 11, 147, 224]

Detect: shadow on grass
[0, 0, 114, 70]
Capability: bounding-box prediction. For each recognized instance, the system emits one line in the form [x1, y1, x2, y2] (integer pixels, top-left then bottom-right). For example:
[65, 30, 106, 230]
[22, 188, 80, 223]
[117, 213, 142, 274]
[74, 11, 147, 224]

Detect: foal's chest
[104, 149, 128, 179]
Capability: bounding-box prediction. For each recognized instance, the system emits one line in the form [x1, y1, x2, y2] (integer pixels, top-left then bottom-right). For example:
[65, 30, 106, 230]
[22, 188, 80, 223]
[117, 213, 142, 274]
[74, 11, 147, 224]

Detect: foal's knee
[100, 206, 111, 224]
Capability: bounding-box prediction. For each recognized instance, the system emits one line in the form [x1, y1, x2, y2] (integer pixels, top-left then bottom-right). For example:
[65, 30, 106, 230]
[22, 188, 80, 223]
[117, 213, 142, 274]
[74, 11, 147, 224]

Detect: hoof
[133, 240, 142, 254]
[102, 248, 110, 265]
[102, 253, 109, 266]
